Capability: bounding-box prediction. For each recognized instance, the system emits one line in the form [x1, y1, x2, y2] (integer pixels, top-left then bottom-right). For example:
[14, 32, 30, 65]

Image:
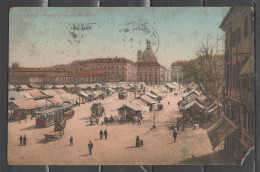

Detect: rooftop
[9, 72, 108, 77]
[171, 60, 188, 66]
[73, 57, 136, 65]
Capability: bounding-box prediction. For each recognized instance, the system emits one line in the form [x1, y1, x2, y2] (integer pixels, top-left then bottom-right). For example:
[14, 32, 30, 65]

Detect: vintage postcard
[8, 7, 255, 165]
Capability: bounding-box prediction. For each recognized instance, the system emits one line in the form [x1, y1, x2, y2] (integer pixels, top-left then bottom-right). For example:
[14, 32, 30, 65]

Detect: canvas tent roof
[20, 91, 34, 99]
[78, 91, 88, 98]
[85, 91, 95, 96]
[108, 88, 116, 93]
[150, 89, 162, 97]
[207, 116, 238, 149]
[183, 89, 201, 98]
[158, 86, 168, 93]
[35, 99, 52, 107]
[166, 83, 176, 89]
[118, 102, 143, 112]
[128, 84, 135, 88]
[183, 100, 205, 110]
[52, 89, 67, 94]
[48, 97, 64, 104]
[8, 91, 26, 102]
[208, 106, 218, 113]
[19, 85, 29, 90]
[77, 84, 90, 89]
[131, 100, 148, 112]
[11, 99, 42, 109]
[41, 90, 58, 96]
[96, 83, 102, 88]
[146, 92, 158, 99]
[28, 90, 47, 98]
[140, 94, 156, 104]
[93, 90, 103, 96]
[56, 93, 78, 102]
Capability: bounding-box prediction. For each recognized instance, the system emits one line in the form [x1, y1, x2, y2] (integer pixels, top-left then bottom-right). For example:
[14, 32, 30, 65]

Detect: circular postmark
[119, 20, 160, 54]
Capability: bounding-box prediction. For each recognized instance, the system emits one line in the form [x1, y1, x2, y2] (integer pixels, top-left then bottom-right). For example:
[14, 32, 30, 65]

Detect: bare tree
[184, 44, 224, 115]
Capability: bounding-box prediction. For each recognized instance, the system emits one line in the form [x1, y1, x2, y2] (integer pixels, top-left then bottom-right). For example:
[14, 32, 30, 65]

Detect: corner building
[219, 7, 254, 163]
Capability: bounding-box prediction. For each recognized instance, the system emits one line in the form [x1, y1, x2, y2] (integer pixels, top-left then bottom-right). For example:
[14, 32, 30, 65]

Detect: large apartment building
[219, 7, 254, 163]
[72, 57, 137, 82]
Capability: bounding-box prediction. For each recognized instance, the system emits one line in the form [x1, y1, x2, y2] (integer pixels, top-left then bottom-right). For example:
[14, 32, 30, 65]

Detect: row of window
[226, 102, 255, 136]
[229, 15, 253, 48]
[12, 76, 107, 82]
[226, 58, 253, 90]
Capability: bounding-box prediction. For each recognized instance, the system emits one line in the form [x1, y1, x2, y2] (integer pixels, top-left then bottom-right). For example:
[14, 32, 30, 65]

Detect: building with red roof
[171, 60, 188, 83]
[135, 41, 170, 85]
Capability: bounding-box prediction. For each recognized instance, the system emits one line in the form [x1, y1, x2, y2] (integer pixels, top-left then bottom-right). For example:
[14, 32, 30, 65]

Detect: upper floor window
[244, 18, 248, 38]
[237, 28, 241, 43]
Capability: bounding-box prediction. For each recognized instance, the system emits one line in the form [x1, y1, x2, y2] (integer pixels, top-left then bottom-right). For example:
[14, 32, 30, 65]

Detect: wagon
[44, 130, 64, 141]
[44, 119, 66, 141]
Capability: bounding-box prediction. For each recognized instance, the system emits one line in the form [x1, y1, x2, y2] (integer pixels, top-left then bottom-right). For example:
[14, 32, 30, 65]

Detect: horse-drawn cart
[44, 119, 66, 141]
[44, 131, 64, 141]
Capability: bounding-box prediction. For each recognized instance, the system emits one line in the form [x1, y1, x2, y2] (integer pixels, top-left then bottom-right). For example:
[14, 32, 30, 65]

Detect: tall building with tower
[136, 40, 170, 85]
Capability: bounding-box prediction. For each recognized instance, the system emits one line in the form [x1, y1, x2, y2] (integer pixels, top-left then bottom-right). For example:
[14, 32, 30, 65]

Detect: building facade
[9, 67, 109, 86]
[72, 57, 137, 82]
[136, 40, 170, 85]
[9, 40, 171, 86]
[171, 61, 187, 84]
[220, 7, 254, 162]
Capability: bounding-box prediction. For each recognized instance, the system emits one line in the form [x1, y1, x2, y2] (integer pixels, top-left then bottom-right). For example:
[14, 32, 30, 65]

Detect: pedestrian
[88, 141, 93, 155]
[100, 129, 103, 139]
[19, 135, 23, 146]
[168, 102, 170, 105]
[140, 139, 143, 147]
[136, 136, 140, 147]
[173, 130, 178, 143]
[104, 129, 107, 139]
[23, 135, 27, 145]
[70, 136, 73, 146]
[137, 118, 142, 126]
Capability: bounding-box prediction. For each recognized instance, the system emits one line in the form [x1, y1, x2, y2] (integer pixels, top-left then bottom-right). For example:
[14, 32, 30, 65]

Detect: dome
[142, 40, 157, 62]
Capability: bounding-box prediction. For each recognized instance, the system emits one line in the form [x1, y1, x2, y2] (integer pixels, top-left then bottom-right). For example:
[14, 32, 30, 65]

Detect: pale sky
[9, 7, 229, 68]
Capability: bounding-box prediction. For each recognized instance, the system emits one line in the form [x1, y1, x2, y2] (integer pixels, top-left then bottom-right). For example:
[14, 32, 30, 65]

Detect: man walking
[136, 136, 140, 147]
[19, 135, 23, 146]
[23, 135, 27, 145]
[100, 129, 103, 140]
[88, 141, 93, 155]
[137, 118, 141, 126]
[104, 129, 107, 139]
[173, 130, 178, 143]
[70, 136, 73, 146]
